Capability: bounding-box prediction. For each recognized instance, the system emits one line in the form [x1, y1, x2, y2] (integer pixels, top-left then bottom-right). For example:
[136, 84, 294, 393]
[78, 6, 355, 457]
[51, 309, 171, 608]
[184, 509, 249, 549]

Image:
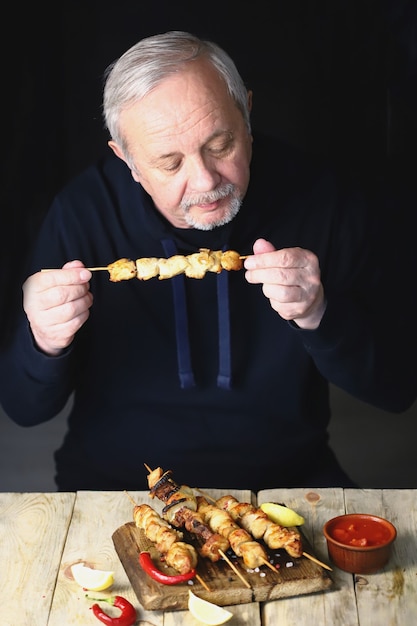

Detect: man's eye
[209, 141, 233, 157]
[162, 161, 181, 172]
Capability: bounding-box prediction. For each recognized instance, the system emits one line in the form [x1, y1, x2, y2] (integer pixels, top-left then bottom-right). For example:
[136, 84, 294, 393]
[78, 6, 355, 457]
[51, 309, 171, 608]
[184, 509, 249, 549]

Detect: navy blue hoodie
[0, 134, 414, 491]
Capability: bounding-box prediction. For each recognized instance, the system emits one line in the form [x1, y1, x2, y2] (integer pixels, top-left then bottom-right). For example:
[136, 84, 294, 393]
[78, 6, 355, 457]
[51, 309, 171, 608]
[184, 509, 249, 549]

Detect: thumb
[252, 238, 276, 255]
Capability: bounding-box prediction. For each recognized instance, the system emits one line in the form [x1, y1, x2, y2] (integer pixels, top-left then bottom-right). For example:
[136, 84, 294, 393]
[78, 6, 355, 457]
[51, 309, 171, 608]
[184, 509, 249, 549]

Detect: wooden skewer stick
[219, 549, 251, 589]
[124, 490, 137, 505]
[302, 551, 332, 571]
[196, 574, 212, 592]
[41, 266, 110, 272]
[195, 488, 216, 502]
[260, 557, 280, 574]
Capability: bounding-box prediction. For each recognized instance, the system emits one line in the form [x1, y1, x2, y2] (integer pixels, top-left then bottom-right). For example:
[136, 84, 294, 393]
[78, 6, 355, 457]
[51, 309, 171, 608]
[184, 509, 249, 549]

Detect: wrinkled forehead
[118, 60, 243, 155]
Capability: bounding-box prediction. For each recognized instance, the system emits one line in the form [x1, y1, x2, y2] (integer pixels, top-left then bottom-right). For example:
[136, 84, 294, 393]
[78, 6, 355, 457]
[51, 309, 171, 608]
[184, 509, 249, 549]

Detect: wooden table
[1, 488, 416, 625]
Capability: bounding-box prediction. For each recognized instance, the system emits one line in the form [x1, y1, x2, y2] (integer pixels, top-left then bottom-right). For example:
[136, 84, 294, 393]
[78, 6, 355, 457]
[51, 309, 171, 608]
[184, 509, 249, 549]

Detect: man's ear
[247, 89, 253, 113]
[108, 140, 127, 162]
[108, 141, 140, 182]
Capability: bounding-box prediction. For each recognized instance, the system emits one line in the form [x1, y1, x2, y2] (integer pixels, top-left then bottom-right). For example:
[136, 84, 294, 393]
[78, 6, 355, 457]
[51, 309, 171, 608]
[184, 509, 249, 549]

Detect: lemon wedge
[261, 502, 305, 527]
[71, 562, 115, 591]
[188, 590, 233, 625]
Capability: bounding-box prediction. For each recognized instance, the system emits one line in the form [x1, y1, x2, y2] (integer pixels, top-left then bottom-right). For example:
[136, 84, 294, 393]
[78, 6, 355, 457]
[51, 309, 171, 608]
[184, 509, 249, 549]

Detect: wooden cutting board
[112, 522, 333, 611]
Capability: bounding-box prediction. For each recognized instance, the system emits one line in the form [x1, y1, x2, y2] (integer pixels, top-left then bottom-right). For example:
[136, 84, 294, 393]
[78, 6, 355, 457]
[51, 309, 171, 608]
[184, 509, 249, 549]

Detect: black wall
[1, 1, 416, 344]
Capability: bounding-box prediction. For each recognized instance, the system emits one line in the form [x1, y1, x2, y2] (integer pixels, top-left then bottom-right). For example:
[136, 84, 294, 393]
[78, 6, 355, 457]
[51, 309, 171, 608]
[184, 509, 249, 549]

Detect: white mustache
[181, 183, 235, 210]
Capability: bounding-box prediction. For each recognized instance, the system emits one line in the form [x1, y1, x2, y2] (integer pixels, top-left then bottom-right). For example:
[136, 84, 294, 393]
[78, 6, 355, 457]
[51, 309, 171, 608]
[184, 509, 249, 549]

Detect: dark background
[1, 0, 416, 342]
[1, 1, 417, 490]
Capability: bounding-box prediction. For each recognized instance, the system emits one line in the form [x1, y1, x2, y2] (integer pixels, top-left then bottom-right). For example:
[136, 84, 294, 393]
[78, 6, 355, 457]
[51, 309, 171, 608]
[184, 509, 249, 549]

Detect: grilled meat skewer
[147, 467, 229, 562]
[197, 496, 269, 569]
[133, 503, 198, 574]
[106, 248, 243, 282]
[216, 495, 303, 559]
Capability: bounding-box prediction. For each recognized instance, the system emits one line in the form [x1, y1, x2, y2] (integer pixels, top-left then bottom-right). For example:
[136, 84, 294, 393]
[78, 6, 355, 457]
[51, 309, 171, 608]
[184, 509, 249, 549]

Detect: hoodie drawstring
[161, 239, 196, 389]
[216, 264, 232, 389]
[161, 239, 232, 390]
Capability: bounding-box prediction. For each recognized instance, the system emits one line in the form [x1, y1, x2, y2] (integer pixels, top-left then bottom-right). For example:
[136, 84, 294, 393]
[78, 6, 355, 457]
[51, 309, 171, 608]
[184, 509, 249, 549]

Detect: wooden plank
[258, 488, 360, 626]
[48, 490, 163, 626]
[345, 488, 417, 626]
[112, 488, 332, 611]
[0, 492, 75, 626]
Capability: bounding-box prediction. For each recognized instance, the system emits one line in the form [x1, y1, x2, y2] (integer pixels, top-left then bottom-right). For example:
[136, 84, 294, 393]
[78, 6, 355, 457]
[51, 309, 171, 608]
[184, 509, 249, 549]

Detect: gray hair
[103, 30, 251, 153]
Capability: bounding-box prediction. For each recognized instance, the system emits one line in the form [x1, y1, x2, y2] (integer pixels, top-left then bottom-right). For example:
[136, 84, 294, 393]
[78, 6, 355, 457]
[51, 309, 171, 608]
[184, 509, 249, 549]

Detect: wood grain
[0, 492, 75, 626]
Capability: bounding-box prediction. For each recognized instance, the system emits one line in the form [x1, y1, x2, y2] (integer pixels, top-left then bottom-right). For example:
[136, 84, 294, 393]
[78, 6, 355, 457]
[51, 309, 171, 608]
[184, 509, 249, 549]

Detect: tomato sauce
[330, 518, 391, 547]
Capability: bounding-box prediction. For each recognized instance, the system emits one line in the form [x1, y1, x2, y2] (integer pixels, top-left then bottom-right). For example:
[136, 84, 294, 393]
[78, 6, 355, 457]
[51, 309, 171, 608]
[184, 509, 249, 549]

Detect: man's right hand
[23, 260, 93, 356]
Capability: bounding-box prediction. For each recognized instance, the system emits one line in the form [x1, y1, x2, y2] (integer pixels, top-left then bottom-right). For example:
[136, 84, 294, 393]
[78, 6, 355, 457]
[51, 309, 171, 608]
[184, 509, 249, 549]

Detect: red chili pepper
[87, 595, 137, 626]
[138, 551, 196, 585]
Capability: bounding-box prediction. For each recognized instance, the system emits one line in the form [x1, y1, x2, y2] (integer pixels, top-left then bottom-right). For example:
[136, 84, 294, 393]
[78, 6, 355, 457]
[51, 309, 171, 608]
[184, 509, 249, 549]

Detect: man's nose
[186, 155, 220, 190]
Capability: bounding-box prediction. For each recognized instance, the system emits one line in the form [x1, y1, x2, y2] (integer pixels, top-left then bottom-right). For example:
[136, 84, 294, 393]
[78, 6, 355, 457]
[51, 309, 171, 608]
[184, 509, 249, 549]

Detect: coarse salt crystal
[286, 562, 294, 568]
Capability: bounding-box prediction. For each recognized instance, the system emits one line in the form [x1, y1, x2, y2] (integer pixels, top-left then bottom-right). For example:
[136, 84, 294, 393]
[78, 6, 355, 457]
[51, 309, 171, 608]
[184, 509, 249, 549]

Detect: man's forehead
[119, 72, 240, 157]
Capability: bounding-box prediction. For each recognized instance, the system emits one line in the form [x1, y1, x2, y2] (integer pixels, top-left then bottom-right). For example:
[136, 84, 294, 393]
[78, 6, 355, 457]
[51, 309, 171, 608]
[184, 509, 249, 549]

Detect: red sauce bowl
[323, 513, 397, 574]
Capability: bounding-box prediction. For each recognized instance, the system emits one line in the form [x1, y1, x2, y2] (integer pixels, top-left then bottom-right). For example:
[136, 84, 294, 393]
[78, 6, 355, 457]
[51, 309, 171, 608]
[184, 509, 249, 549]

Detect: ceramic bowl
[323, 513, 397, 574]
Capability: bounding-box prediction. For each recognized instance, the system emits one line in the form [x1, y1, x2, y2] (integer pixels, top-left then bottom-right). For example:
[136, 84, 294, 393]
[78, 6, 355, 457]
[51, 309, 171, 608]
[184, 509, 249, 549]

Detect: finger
[62, 259, 88, 270]
[252, 238, 276, 255]
[244, 239, 276, 269]
[42, 284, 93, 311]
[38, 265, 92, 286]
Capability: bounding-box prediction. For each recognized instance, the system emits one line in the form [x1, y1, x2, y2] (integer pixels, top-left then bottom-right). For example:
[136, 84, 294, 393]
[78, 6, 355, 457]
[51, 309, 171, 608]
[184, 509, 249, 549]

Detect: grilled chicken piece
[158, 255, 190, 279]
[184, 250, 214, 279]
[107, 258, 137, 282]
[135, 257, 159, 280]
[147, 466, 165, 490]
[207, 249, 223, 273]
[220, 250, 243, 271]
[133, 503, 198, 574]
[164, 540, 198, 574]
[237, 540, 270, 569]
[197, 496, 269, 568]
[216, 495, 303, 559]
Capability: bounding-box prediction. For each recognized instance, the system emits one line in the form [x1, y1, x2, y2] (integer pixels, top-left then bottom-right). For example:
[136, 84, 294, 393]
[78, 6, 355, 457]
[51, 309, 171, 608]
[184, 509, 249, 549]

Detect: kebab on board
[215, 495, 303, 559]
[125, 494, 214, 590]
[146, 464, 304, 561]
[146, 466, 280, 573]
[42, 249, 246, 282]
[196, 496, 276, 571]
[139, 465, 330, 583]
[132, 502, 198, 576]
[146, 466, 230, 563]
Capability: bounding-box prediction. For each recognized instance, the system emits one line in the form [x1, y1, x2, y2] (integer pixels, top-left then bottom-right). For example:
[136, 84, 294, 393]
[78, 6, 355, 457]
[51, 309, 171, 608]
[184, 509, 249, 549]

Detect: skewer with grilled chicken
[105, 248, 244, 281]
[133, 503, 198, 574]
[197, 496, 274, 570]
[216, 495, 303, 559]
[41, 249, 247, 281]
[146, 466, 230, 562]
